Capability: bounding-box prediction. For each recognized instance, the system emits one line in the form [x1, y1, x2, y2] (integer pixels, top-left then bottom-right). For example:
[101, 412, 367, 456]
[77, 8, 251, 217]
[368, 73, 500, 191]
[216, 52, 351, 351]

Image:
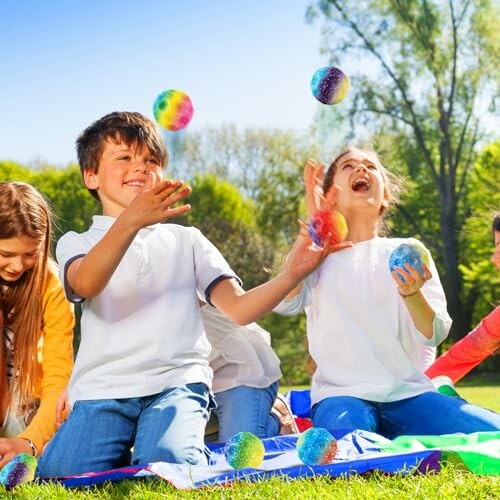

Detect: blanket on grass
[44, 389, 500, 489]
[49, 429, 499, 489]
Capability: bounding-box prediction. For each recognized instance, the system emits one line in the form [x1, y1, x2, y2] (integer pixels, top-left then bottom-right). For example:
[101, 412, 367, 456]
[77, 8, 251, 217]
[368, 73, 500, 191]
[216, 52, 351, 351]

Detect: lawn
[2, 381, 499, 499]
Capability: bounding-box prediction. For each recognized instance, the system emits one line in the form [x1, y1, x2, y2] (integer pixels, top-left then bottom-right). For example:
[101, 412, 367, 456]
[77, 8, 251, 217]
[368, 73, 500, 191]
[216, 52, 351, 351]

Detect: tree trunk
[439, 191, 471, 340]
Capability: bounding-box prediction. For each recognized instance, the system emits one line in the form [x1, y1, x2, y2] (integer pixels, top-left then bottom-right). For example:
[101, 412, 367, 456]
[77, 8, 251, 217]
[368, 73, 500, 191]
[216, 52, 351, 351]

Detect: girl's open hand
[304, 159, 338, 217]
[391, 263, 432, 297]
[304, 159, 352, 253]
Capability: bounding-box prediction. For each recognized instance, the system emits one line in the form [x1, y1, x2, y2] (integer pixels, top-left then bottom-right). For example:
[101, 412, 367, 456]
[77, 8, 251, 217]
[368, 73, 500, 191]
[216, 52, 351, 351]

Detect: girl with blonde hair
[0, 181, 74, 466]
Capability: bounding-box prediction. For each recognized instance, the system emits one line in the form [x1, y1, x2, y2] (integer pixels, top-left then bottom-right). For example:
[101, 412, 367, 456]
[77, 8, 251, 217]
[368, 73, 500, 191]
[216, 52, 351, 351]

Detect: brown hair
[323, 145, 404, 221]
[493, 213, 500, 235]
[0, 182, 53, 410]
[76, 111, 169, 200]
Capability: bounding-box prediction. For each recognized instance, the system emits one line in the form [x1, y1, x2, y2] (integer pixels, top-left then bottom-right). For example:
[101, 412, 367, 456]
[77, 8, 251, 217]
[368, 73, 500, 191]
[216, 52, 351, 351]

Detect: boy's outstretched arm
[210, 231, 335, 325]
[66, 180, 191, 299]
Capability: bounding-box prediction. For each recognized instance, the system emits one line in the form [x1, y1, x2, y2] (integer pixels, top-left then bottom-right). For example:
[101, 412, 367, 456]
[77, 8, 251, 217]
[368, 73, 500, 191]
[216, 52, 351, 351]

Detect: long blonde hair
[0, 182, 53, 410]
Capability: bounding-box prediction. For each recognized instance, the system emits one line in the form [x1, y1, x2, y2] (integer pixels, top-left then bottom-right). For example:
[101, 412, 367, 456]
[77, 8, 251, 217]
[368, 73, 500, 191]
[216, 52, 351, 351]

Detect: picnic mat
[48, 428, 499, 489]
[38, 389, 499, 488]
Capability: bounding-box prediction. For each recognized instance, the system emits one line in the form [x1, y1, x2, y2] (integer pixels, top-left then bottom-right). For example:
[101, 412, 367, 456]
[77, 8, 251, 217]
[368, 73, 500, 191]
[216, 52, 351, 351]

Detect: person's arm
[392, 241, 452, 343]
[210, 232, 332, 325]
[283, 159, 351, 302]
[426, 306, 500, 382]
[67, 179, 191, 299]
[17, 267, 75, 455]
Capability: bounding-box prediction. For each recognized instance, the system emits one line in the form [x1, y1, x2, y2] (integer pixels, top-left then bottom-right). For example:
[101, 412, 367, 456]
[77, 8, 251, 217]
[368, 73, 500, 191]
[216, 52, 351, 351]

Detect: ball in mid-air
[310, 66, 349, 105]
[224, 431, 265, 469]
[389, 243, 429, 281]
[308, 210, 348, 247]
[296, 427, 338, 465]
[0, 453, 37, 490]
[153, 89, 194, 131]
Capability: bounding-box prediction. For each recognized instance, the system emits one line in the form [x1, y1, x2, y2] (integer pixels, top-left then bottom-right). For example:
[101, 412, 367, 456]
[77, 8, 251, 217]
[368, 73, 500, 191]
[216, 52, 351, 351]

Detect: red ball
[308, 210, 348, 247]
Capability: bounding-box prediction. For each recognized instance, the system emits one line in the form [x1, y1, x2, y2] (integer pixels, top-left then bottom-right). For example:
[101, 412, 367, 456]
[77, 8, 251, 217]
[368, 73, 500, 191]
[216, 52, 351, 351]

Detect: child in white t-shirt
[37, 111, 331, 478]
[201, 303, 297, 442]
[274, 146, 500, 437]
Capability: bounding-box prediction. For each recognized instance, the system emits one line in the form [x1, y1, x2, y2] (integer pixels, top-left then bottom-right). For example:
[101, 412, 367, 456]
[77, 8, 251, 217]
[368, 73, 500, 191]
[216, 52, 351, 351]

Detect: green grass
[1, 383, 498, 499]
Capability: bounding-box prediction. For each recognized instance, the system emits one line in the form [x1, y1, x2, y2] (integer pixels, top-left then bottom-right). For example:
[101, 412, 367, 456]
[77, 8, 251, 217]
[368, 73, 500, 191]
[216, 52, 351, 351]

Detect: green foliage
[0, 162, 99, 248]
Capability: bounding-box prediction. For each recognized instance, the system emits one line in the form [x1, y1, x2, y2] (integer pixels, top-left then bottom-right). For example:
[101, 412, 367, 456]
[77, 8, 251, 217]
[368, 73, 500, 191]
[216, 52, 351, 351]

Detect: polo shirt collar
[90, 215, 160, 232]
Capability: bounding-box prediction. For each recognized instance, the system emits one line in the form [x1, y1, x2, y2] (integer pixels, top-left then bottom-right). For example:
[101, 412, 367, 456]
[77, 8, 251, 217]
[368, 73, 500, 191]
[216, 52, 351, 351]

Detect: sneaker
[271, 393, 299, 435]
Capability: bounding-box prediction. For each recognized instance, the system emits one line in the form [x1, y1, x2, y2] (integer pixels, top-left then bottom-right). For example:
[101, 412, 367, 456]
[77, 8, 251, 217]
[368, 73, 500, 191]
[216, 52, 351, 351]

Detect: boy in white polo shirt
[37, 111, 332, 477]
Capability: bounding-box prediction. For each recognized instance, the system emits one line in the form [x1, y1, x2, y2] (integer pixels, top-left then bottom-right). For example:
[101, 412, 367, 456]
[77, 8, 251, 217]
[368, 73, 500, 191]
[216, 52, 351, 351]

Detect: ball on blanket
[296, 427, 337, 465]
[310, 66, 349, 105]
[0, 453, 37, 490]
[224, 432, 265, 469]
[388, 243, 429, 282]
[308, 210, 348, 247]
[153, 89, 194, 131]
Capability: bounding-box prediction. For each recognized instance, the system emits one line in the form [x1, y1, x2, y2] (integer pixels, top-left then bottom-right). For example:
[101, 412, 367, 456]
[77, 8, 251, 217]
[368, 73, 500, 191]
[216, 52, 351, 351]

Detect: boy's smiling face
[84, 138, 163, 216]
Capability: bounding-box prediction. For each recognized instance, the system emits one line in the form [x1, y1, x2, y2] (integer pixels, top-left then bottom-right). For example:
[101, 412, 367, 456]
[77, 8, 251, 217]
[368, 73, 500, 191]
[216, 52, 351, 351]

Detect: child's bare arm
[210, 232, 333, 325]
[67, 180, 191, 299]
[391, 264, 436, 339]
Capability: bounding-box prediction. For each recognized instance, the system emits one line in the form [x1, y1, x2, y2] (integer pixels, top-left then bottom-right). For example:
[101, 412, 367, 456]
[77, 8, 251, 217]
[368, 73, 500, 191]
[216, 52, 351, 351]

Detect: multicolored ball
[153, 89, 194, 131]
[296, 427, 337, 465]
[308, 210, 348, 247]
[310, 67, 349, 105]
[0, 453, 37, 490]
[389, 243, 430, 281]
[224, 432, 265, 469]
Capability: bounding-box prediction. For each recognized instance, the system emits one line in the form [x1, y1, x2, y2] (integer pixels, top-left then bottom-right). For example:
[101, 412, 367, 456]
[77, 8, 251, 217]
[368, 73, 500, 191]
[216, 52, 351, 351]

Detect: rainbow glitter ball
[224, 432, 265, 469]
[308, 210, 348, 247]
[389, 243, 430, 282]
[296, 427, 338, 465]
[310, 67, 349, 105]
[0, 453, 37, 490]
[153, 89, 194, 131]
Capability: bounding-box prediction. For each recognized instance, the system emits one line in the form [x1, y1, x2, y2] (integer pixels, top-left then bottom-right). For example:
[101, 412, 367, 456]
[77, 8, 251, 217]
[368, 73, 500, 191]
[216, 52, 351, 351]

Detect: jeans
[312, 391, 500, 439]
[214, 382, 279, 442]
[37, 383, 213, 478]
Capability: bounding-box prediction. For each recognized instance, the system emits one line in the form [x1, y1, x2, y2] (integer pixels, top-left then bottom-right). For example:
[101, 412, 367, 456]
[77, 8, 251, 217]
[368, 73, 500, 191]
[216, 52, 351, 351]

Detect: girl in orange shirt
[0, 182, 74, 467]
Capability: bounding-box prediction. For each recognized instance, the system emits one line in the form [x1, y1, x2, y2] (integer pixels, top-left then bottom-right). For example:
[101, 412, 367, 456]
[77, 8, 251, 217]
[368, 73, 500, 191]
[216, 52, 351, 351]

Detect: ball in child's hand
[310, 67, 349, 105]
[224, 432, 265, 469]
[308, 210, 348, 247]
[389, 243, 430, 281]
[153, 89, 194, 131]
[0, 453, 37, 490]
[296, 427, 337, 465]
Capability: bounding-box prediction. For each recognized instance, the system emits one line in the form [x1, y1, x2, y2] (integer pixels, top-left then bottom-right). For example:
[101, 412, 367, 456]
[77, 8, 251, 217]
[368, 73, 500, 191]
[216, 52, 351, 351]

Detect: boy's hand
[283, 225, 351, 283]
[122, 177, 192, 229]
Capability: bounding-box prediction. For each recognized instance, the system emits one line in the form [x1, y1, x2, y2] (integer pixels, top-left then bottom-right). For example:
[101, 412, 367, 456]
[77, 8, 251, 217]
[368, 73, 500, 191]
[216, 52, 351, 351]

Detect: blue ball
[296, 427, 337, 465]
[388, 243, 426, 282]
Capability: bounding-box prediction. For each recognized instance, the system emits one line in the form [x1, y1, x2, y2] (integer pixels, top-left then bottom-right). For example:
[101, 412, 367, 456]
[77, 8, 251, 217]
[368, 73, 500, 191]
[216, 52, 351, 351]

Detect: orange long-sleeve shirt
[425, 306, 500, 383]
[17, 265, 74, 454]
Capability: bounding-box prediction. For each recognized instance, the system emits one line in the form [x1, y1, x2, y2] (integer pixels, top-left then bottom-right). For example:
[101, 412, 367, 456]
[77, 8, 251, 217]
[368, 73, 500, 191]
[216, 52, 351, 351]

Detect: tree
[307, 0, 499, 338]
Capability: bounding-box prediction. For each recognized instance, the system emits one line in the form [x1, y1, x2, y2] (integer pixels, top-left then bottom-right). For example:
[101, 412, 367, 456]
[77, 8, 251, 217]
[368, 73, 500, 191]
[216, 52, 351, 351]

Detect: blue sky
[0, 1, 326, 166]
